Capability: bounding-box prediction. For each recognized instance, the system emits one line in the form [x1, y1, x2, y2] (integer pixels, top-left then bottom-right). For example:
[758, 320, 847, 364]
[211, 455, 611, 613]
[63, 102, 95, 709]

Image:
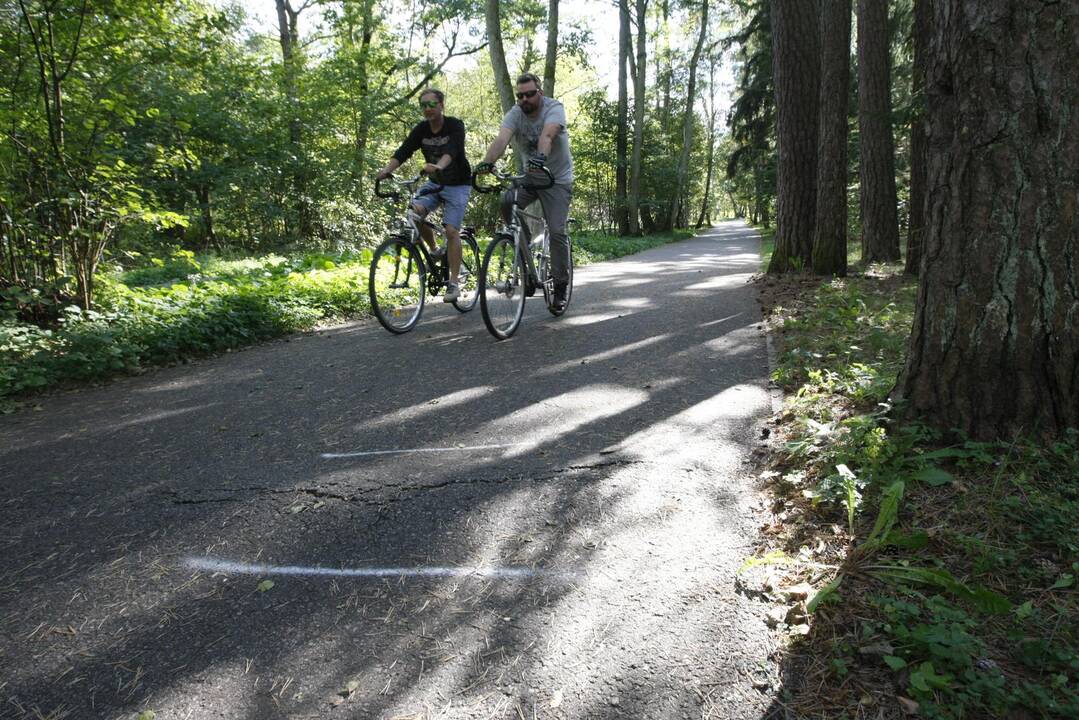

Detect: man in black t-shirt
[376, 89, 472, 303]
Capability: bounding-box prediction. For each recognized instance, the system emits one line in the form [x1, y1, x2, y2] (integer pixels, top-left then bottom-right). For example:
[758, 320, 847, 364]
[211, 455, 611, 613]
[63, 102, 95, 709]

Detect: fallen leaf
[257, 580, 274, 593]
[897, 696, 919, 715]
[550, 689, 564, 708]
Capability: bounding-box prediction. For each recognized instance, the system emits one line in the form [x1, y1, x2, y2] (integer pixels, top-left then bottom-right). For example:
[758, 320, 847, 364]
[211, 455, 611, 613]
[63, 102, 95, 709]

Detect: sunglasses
[515, 89, 539, 100]
[419, 100, 440, 109]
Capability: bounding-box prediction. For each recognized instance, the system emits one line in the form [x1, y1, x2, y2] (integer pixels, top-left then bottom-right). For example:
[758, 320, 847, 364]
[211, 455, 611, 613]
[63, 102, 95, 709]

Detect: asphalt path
[1, 220, 780, 719]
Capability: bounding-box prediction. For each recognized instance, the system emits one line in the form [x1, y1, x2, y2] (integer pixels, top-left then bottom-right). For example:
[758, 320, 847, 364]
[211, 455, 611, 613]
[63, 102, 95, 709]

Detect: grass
[751, 246, 1079, 718]
[0, 228, 694, 405]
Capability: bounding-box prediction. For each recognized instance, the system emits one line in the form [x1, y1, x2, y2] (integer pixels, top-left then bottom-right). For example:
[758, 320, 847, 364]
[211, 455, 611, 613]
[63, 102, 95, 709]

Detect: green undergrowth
[573, 228, 694, 264]
[0, 249, 373, 405]
[760, 272, 1078, 718]
[1, 229, 693, 406]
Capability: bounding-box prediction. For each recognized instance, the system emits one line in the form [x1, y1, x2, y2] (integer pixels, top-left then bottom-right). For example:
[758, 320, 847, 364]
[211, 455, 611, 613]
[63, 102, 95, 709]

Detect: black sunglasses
[516, 89, 539, 100]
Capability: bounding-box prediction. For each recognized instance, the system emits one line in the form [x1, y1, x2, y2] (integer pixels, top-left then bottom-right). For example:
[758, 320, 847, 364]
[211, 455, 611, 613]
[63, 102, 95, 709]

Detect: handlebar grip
[472, 171, 499, 194]
[526, 165, 555, 190]
[374, 177, 399, 199]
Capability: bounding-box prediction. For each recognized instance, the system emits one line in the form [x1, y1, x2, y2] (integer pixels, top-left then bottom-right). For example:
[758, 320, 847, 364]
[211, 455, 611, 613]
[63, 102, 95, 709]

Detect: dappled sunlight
[535, 334, 672, 376]
[490, 384, 650, 459]
[352, 386, 495, 432]
[0, 222, 779, 718]
[557, 311, 639, 326]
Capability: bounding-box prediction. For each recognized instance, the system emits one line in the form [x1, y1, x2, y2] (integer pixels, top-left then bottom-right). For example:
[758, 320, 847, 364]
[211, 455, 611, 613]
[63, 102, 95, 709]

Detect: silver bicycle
[473, 166, 573, 340]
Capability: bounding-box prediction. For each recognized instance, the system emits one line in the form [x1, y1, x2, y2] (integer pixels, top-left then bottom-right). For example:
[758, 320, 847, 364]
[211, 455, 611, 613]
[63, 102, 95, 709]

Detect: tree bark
[767, 0, 819, 273]
[485, 0, 515, 114]
[696, 52, 719, 229]
[812, 0, 851, 276]
[628, 0, 648, 236]
[904, 0, 931, 275]
[857, 0, 900, 262]
[894, 0, 1079, 440]
[669, 0, 709, 232]
[544, 0, 559, 98]
[616, 0, 630, 235]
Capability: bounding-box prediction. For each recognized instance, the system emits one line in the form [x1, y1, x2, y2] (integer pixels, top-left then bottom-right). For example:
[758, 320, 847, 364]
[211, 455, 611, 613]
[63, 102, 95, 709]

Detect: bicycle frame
[374, 174, 451, 296]
[475, 168, 556, 295]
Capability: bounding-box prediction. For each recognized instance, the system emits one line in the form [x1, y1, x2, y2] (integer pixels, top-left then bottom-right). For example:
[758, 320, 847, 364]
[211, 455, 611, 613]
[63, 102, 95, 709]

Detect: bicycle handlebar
[471, 165, 555, 194]
[374, 172, 443, 200]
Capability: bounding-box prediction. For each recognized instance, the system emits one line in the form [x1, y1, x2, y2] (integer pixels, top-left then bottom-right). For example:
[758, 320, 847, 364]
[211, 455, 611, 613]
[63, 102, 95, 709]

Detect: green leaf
[865, 480, 904, 548]
[807, 574, 844, 613]
[1016, 601, 1034, 620]
[1049, 573, 1074, 590]
[913, 467, 953, 486]
[884, 655, 907, 670]
[137, 712, 156, 720]
[257, 580, 274, 593]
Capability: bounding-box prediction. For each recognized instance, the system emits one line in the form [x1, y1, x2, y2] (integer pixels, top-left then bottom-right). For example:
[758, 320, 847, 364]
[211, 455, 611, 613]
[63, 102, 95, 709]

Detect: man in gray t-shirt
[476, 72, 574, 311]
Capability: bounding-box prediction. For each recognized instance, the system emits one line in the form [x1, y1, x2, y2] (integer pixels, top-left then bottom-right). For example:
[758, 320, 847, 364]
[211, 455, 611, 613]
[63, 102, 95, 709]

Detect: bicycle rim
[369, 237, 426, 333]
[452, 234, 480, 313]
[480, 235, 525, 339]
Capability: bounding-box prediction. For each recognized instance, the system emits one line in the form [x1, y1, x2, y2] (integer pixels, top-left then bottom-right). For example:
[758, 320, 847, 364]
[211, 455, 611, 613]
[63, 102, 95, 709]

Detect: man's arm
[479, 126, 515, 167]
[536, 122, 563, 157]
[379, 125, 421, 179]
[426, 120, 465, 175]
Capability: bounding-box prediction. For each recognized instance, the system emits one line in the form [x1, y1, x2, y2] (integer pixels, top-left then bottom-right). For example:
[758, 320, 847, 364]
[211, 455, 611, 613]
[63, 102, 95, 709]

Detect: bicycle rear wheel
[480, 234, 526, 340]
[369, 236, 426, 333]
[452, 232, 481, 313]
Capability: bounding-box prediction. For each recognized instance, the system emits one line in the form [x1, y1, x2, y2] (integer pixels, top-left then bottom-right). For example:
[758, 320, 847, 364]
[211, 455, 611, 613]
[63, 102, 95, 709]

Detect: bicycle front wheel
[369, 236, 426, 333]
[452, 232, 481, 313]
[480, 234, 526, 340]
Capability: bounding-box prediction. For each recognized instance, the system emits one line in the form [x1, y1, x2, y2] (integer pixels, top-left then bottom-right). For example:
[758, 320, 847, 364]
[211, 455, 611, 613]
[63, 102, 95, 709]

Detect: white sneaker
[443, 283, 460, 303]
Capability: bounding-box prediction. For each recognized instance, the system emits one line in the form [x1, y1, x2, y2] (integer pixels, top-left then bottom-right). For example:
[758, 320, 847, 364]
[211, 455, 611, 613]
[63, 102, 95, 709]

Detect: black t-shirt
[391, 116, 472, 186]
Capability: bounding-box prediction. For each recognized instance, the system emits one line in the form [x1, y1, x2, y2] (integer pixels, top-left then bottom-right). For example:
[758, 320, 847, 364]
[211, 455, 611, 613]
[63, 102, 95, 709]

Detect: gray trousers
[501, 183, 572, 288]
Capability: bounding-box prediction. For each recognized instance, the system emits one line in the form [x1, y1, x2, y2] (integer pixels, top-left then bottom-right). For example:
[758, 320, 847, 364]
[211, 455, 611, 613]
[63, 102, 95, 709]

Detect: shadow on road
[0, 222, 780, 719]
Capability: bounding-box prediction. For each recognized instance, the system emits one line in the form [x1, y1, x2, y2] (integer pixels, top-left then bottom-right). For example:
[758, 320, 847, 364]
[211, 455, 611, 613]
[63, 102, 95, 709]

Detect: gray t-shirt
[501, 98, 574, 185]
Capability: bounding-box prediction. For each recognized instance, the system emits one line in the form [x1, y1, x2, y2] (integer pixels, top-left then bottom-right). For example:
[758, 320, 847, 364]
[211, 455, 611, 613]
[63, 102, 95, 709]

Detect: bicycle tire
[452, 232, 481, 313]
[479, 233, 526, 340]
[369, 235, 426, 333]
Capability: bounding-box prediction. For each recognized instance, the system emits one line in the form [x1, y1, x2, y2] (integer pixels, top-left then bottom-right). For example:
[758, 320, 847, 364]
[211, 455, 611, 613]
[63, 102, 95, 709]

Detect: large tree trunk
[696, 53, 719, 229]
[275, 0, 314, 240]
[629, 0, 648, 236]
[767, 0, 819, 273]
[668, 0, 709, 232]
[894, 1, 1079, 440]
[811, 0, 851, 276]
[485, 0, 515, 114]
[857, 0, 900, 262]
[543, 0, 559, 98]
[616, 0, 630, 235]
[905, 0, 931, 275]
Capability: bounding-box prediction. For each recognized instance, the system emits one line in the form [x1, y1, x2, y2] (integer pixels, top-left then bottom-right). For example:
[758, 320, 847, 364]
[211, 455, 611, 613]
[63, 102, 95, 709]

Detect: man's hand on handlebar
[474, 161, 495, 175]
[375, 167, 393, 182]
[527, 153, 547, 173]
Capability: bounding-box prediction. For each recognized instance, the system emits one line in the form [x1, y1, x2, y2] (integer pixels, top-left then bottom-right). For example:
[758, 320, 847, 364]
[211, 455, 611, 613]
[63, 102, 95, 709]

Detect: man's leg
[412, 202, 439, 253]
[440, 184, 471, 301]
[537, 184, 573, 293]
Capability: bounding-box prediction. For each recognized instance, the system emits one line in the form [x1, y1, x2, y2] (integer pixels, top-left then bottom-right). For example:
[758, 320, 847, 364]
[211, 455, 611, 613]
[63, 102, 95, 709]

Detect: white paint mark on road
[185, 556, 578, 580]
[320, 443, 528, 459]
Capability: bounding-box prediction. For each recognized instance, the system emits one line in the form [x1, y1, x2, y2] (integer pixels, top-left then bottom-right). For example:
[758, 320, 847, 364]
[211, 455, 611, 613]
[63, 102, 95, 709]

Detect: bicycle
[368, 174, 481, 334]
[472, 166, 573, 340]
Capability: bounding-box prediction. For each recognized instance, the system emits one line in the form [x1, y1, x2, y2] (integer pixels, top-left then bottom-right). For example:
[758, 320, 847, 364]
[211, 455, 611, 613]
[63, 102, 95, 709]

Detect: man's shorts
[413, 182, 471, 230]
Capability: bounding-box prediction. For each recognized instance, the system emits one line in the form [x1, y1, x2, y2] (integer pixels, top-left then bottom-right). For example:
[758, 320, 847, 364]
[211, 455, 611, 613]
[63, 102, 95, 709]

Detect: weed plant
[759, 268, 1078, 718]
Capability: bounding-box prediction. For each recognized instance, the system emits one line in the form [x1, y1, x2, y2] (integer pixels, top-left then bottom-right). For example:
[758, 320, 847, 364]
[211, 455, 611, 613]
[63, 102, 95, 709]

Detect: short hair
[419, 88, 444, 104]
[515, 73, 542, 91]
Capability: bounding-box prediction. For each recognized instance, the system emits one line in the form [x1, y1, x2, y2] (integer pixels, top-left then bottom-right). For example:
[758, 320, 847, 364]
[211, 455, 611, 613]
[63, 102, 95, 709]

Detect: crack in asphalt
[165, 459, 647, 507]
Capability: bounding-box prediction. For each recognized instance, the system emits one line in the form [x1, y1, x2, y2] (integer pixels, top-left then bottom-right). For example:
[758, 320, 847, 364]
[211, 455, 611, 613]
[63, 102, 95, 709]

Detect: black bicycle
[473, 166, 573, 340]
[368, 174, 481, 334]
